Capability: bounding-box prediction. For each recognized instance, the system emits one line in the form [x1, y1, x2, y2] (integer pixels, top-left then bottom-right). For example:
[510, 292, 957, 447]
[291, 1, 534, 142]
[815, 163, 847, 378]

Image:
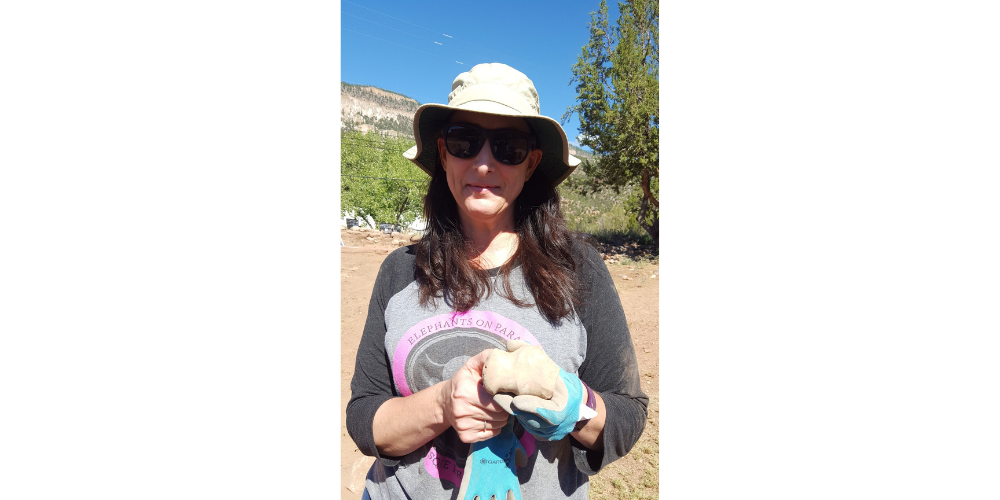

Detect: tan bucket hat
[403, 63, 581, 187]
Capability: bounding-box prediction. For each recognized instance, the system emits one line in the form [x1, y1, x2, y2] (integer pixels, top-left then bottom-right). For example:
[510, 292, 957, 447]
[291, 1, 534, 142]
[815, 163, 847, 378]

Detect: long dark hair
[414, 156, 580, 323]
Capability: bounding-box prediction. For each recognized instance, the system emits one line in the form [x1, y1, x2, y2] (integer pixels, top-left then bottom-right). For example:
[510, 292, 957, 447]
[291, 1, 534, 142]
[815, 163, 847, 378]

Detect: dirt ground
[340, 227, 660, 499]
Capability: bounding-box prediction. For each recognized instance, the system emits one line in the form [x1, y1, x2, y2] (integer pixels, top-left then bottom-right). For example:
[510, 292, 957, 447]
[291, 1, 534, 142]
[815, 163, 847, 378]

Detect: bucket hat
[403, 63, 581, 187]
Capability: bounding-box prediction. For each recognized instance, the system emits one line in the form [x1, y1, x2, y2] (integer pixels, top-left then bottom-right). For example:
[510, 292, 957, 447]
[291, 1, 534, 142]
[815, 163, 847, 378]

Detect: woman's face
[437, 111, 542, 229]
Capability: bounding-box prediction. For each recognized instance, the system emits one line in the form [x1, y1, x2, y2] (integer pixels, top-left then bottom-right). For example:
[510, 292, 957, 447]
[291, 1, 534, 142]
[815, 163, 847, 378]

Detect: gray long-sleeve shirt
[346, 241, 647, 499]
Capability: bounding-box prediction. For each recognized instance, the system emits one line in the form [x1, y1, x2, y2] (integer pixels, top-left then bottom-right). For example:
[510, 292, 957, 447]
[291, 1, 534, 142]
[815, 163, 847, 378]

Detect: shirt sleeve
[345, 247, 416, 466]
[569, 241, 650, 475]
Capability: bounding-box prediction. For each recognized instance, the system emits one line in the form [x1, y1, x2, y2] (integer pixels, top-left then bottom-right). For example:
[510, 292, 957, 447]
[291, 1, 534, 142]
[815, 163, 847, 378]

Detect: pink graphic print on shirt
[391, 310, 539, 396]
[389, 310, 541, 487]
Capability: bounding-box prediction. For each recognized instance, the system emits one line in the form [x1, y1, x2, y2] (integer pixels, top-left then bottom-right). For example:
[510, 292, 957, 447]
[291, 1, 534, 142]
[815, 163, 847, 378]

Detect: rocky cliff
[341, 82, 419, 138]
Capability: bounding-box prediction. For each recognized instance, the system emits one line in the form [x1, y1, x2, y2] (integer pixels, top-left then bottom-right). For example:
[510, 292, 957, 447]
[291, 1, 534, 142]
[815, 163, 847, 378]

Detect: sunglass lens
[444, 126, 482, 158]
[490, 131, 529, 165]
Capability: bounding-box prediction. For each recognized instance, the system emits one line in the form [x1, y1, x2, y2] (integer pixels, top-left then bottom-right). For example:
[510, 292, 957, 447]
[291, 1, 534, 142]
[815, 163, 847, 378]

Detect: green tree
[563, 0, 659, 241]
[341, 130, 428, 228]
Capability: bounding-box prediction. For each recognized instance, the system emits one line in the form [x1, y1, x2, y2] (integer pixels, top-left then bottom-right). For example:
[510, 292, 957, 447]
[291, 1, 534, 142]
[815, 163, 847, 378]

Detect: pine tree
[564, 0, 659, 241]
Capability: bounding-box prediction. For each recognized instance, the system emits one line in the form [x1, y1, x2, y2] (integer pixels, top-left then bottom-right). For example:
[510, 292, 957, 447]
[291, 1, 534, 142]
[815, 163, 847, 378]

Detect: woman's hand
[440, 349, 510, 443]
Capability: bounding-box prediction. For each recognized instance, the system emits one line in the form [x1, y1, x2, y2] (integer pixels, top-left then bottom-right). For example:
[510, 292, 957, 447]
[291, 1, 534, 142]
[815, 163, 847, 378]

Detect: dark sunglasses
[441, 123, 537, 166]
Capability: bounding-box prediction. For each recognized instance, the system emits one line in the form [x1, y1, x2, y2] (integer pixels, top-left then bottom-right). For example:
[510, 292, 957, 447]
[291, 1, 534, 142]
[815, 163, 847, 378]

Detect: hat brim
[403, 102, 581, 187]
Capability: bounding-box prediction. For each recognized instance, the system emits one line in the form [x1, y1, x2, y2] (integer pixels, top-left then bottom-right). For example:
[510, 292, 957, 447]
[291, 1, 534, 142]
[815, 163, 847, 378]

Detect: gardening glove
[456, 419, 526, 500]
[482, 340, 587, 442]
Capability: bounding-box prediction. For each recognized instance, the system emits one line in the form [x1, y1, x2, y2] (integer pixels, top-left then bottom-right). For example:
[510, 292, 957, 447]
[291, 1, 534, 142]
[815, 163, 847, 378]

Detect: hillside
[341, 82, 421, 138]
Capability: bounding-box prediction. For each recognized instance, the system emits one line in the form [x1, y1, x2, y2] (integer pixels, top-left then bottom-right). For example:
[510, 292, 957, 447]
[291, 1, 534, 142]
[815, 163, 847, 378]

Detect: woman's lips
[467, 184, 499, 193]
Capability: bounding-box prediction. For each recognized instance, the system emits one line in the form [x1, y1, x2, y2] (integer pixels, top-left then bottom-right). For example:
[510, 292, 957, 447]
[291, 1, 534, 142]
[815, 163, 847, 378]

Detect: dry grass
[589, 389, 659, 499]
[557, 168, 655, 248]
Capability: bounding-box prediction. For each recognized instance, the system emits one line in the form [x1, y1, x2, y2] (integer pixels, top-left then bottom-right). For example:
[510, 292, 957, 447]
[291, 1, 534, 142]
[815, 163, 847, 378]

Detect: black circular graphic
[404, 328, 505, 394]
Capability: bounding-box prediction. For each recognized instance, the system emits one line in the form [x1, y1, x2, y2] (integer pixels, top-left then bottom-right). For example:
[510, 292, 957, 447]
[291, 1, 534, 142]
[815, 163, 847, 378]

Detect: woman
[347, 63, 647, 500]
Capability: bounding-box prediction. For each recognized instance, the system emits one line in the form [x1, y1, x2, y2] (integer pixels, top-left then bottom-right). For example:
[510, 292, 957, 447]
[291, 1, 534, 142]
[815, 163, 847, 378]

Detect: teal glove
[483, 340, 589, 441]
[484, 340, 585, 442]
[457, 420, 525, 500]
[506, 368, 582, 441]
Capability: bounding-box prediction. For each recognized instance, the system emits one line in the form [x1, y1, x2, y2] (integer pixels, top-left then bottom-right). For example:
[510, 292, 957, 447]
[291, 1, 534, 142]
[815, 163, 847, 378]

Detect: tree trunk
[636, 192, 658, 243]
[636, 168, 660, 250]
[641, 167, 658, 208]
[394, 191, 408, 225]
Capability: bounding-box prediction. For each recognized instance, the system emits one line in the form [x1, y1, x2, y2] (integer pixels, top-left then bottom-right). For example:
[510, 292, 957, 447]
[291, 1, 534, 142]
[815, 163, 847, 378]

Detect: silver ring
[483, 420, 487, 432]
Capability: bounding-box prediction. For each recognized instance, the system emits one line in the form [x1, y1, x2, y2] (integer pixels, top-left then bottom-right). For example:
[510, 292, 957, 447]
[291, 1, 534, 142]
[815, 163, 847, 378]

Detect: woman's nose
[473, 139, 495, 172]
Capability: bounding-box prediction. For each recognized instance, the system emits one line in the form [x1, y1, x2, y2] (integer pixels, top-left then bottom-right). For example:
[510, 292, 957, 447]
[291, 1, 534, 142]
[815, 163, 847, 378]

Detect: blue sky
[341, 0, 621, 151]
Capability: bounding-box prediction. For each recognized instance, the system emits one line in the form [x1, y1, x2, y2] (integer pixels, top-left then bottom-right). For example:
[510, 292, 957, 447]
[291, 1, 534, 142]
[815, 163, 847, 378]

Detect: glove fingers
[456, 443, 474, 499]
[508, 394, 544, 414]
[510, 394, 561, 414]
[514, 439, 527, 467]
[492, 393, 515, 414]
[505, 339, 532, 352]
